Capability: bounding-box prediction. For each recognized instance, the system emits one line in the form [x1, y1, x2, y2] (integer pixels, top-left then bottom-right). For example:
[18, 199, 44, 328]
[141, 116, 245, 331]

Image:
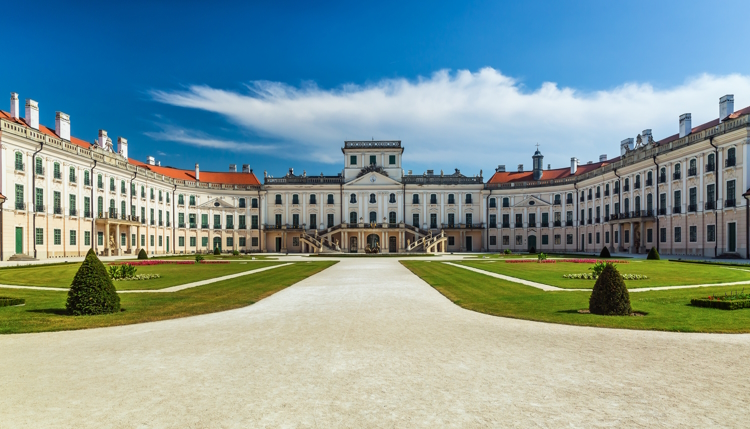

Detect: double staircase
[406, 230, 447, 253]
[300, 227, 342, 253]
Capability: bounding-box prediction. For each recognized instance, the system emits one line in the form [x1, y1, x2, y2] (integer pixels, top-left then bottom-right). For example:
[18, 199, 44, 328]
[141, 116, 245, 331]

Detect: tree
[589, 263, 631, 316]
[66, 248, 120, 315]
[600, 247, 611, 258]
[214, 246, 221, 255]
[647, 247, 660, 260]
[137, 248, 148, 260]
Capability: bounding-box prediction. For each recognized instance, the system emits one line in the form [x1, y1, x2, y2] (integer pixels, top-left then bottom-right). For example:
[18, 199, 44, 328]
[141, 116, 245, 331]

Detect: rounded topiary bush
[600, 247, 611, 258]
[214, 246, 221, 255]
[529, 246, 536, 254]
[589, 263, 631, 316]
[137, 248, 148, 260]
[66, 248, 120, 315]
[647, 247, 660, 260]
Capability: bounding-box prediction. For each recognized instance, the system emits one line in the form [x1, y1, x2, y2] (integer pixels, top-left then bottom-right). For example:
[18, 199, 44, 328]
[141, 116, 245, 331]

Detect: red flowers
[505, 259, 629, 264]
[109, 260, 230, 266]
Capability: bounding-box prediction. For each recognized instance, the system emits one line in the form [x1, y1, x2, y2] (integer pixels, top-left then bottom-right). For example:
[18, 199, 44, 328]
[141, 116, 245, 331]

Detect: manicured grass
[307, 253, 436, 257]
[469, 253, 631, 260]
[403, 261, 750, 333]
[0, 261, 335, 334]
[156, 254, 277, 260]
[458, 260, 750, 289]
[0, 261, 282, 291]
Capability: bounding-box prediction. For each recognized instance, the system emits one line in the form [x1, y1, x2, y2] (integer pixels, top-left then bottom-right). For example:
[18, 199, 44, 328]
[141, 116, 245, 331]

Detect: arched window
[389, 193, 396, 203]
[674, 163, 681, 173]
[647, 194, 653, 212]
[84, 170, 90, 185]
[624, 197, 630, 213]
[369, 193, 376, 204]
[635, 195, 641, 212]
[689, 159, 697, 175]
[178, 194, 184, 205]
[274, 194, 282, 205]
[350, 193, 357, 204]
[369, 211, 377, 223]
[412, 194, 420, 204]
[349, 211, 357, 224]
[707, 153, 715, 169]
[448, 194, 455, 204]
[647, 171, 652, 183]
[53, 162, 60, 179]
[97, 196, 103, 216]
[309, 194, 316, 204]
[239, 198, 246, 208]
[189, 195, 196, 206]
[489, 198, 496, 208]
[121, 201, 126, 217]
[635, 175, 640, 186]
[430, 194, 437, 204]
[389, 211, 396, 224]
[503, 197, 510, 207]
[69, 166, 76, 182]
[292, 194, 299, 205]
[625, 177, 630, 187]
[727, 147, 736, 166]
[35, 157, 43, 174]
[14, 152, 23, 171]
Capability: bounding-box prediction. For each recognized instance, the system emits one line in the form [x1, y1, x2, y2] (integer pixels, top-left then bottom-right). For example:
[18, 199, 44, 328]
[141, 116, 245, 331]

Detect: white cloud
[149, 69, 750, 172]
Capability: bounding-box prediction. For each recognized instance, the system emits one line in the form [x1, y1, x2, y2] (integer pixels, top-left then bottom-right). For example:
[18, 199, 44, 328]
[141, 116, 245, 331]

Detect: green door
[729, 223, 737, 252]
[528, 235, 537, 252]
[275, 237, 282, 252]
[466, 236, 473, 252]
[15, 227, 23, 254]
[213, 237, 221, 252]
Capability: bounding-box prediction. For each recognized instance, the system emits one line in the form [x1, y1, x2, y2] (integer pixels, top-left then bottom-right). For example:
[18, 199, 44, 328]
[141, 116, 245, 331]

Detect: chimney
[679, 113, 691, 138]
[146, 156, 155, 165]
[25, 99, 39, 129]
[599, 154, 607, 162]
[242, 164, 250, 173]
[195, 163, 200, 181]
[570, 157, 578, 175]
[426, 169, 434, 175]
[10, 93, 19, 119]
[55, 112, 70, 140]
[229, 164, 237, 173]
[517, 164, 523, 172]
[118, 137, 128, 159]
[720, 94, 734, 120]
[620, 138, 634, 156]
[156, 160, 161, 166]
[641, 129, 652, 145]
[98, 130, 108, 147]
[496, 165, 505, 172]
[547, 164, 550, 170]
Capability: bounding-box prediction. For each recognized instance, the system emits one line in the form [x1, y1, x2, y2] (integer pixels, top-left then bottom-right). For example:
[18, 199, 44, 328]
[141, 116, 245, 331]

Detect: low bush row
[0, 297, 25, 307]
[109, 260, 230, 266]
[505, 259, 629, 264]
[114, 274, 161, 281]
[562, 273, 649, 280]
[690, 298, 750, 310]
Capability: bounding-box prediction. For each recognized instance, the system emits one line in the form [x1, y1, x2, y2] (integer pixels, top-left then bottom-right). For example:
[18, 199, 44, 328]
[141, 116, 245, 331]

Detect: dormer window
[369, 193, 376, 203]
[350, 155, 357, 166]
[350, 193, 357, 204]
[389, 155, 396, 165]
[389, 193, 396, 203]
[369, 155, 376, 166]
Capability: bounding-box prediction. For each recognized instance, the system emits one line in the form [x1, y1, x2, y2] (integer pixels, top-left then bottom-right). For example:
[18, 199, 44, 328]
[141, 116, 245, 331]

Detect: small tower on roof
[532, 144, 543, 181]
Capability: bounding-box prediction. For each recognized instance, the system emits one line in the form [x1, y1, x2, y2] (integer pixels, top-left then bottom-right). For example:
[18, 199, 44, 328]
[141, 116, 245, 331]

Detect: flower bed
[110, 260, 230, 266]
[0, 297, 25, 307]
[563, 273, 648, 280]
[691, 291, 750, 310]
[506, 259, 629, 264]
[114, 274, 161, 281]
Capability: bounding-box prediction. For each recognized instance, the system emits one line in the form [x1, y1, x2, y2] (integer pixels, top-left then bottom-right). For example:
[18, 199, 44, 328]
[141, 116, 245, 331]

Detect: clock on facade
[370, 176, 376, 183]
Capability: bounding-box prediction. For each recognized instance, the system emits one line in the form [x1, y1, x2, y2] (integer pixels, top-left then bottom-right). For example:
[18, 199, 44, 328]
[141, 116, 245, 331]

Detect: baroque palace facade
[0, 92, 749, 260]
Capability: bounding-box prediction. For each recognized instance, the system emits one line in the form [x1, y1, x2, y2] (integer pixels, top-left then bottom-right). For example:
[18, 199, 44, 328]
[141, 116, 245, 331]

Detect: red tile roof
[1, 110, 261, 186]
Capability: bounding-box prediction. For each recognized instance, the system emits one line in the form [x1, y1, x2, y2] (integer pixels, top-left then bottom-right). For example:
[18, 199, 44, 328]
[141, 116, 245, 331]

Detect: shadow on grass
[27, 308, 69, 315]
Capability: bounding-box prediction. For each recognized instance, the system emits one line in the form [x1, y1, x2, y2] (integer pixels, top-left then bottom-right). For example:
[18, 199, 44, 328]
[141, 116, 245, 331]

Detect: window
[201, 237, 208, 247]
[84, 170, 90, 186]
[110, 177, 115, 191]
[489, 214, 497, 228]
[226, 215, 234, 229]
[447, 213, 455, 227]
[327, 194, 334, 205]
[465, 194, 473, 204]
[190, 237, 196, 247]
[660, 228, 666, 243]
[350, 193, 357, 204]
[252, 198, 259, 208]
[350, 155, 357, 165]
[707, 225, 716, 242]
[605, 231, 610, 244]
[292, 194, 299, 205]
[503, 236, 510, 245]
[529, 213, 536, 226]
[596, 232, 600, 244]
[54, 229, 61, 245]
[449, 236, 456, 246]
[150, 235, 154, 246]
[251, 237, 258, 247]
[97, 174, 103, 189]
[448, 194, 456, 204]
[239, 237, 246, 247]
[69, 167, 76, 182]
[141, 185, 145, 198]
[466, 213, 473, 226]
[430, 194, 437, 204]
[99, 232, 105, 246]
[36, 157, 43, 175]
[647, 229, 652, 243]
[689, 187, 697, 208]
[727, 180, 736, 204]
[674, 190, 681, 211]
[189, 195, 196, 206]
[35, 228, 44, 245]
[35, 188, 43, 211]
[309, 194, 316, 204]
[430, 213, 437, 228]
[150, 188, 154, 200]
[614, 231, 619, 244]
[15, 152, 23, 170]
[413, 213, 419, 227]
[179, 236, 185, 247]
[389, 211, 397, 224]
[489, 198, 496, 208]
[159, 236, 163, 247]
[239, 198, 246, 208]
[490, 236, 497, 245]
[369, 155, 376, 165]
[84, 231, 91, 246]
[226, 237, 233, 248]
[275, 214, 282, 227]
[624, 230, 630, 244]
[634, 196, 641, 213]
[727, 147, 736, 164]
[350, 212, 358, 224]
[328, 214, 335, 228]
[389, 155, 396, 165]
[674, 227, 682, 243]
[567, 234, 573, 245]
[554, 234, 561, 245]
[370, 193, 376, 204]
[389, 193, 396, 204]
[412, 194, 419, 204]
[251, 215, 258, 229]
[214, 214, 221, 227]
[121, 180, 126, 194]
[310, 214, 317, 228]
[275, 194, 282, 204]
[689, 225, 697, 242]
[542, 235, 549, 245]
[588, 233, 592, 244]
[516, 235, 522, 245]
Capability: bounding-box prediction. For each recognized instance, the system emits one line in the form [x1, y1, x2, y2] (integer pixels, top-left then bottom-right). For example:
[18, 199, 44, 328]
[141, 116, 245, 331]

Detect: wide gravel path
[2, 258, 749, 428]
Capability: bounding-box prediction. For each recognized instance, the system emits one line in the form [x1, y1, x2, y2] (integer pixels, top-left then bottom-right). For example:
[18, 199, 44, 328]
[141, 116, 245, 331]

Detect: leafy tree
[600, 247, 611, 258]
[214, 246, 221, 255]
[589, 263, 631, 316]
[647, 247, 660, 260]
[66, 248, 120, 315]
[137, 248, 148, 260]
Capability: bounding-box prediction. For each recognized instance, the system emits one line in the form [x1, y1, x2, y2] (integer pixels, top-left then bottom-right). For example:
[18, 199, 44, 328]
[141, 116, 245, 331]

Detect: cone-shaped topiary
[589, 263, 631, 316]
[137, 248, 148, 260]
[214, 246, 221, 255]
[647, 247, 660, 260]
[66, 248, 120, 315]
[600, 247, 611, 258]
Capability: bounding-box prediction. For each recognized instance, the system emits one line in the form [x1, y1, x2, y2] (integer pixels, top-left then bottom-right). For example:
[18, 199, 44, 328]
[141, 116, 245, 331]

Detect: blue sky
[3, 0, 750, 178]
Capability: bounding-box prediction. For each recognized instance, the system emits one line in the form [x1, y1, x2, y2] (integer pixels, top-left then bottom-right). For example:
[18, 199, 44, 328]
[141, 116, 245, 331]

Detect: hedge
[0, 297, 25, 307]
[66, 248, 120, 315]
[690, 298, 750, 310]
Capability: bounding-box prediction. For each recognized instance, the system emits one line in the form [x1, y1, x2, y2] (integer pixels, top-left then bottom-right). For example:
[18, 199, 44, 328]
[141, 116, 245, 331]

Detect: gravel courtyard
[2, 257, 749, 428]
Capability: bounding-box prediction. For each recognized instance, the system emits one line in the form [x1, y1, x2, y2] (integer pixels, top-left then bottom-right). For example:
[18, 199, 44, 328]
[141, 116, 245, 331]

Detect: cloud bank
[149, 68, 750, 172]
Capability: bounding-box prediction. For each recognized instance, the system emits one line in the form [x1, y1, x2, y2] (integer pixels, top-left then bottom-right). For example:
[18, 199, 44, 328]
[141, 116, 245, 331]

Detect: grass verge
[0, 261, 334, 334]
[402, 261, 750, 333]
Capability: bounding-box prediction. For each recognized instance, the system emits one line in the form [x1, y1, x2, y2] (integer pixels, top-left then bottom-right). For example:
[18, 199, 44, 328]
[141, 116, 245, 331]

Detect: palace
[0, 92, 749, 260]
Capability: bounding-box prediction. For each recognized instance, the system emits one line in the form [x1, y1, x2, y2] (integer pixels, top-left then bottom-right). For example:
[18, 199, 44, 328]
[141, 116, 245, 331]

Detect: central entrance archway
[366, 234, 380, 253]
[349, 236, 358, 253]
[213, 237, 221, 253]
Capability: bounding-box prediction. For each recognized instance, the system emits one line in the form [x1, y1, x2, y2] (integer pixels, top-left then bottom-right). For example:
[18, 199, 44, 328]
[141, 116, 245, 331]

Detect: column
[115, 223, 120, 255]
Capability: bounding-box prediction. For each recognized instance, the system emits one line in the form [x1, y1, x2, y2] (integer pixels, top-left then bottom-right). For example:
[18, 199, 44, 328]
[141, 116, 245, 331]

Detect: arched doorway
[389, 236, 397, 253]
[366, 234, 380, 253]
[528, 235, 537, 252]
[349, 236, 358, 253]
[213, 237, 221, 253]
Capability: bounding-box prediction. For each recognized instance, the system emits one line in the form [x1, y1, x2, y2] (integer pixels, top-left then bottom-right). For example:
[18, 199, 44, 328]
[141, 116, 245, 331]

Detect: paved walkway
[447, 261, 750, 292]
[2, 258, 749, 427]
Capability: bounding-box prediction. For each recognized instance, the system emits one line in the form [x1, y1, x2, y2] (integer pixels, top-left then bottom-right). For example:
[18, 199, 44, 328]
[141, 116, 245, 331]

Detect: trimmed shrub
[66, 248, 120, 315]
[529, 246, 536, 254]
[600, 247, 611, 258]
[213, 246, 221, 255]
[589, 263, 631, 316]
[691, 298, 750, 310]
[232, 250, 240, 256]
[503, 249, 512, 255]
[647, 247, 660, 260]
[0, 297, 25, 307]
[137, 248, 148, 260]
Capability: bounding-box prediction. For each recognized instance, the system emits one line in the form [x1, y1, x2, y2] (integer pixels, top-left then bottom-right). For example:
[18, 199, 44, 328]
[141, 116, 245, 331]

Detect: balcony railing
[587, 219, 592, 225]
[514, 222, 523, 228]
[70, 176, 77, 183]
[705, 201, 716, 210]
[587, 194, 592, 201]
[658, 207, 666, 216]
[70, 209, 77, 216]
[84, 210, 91, 218]
[54, 207, 62, 215]
[502, 222, 510, 228]
[580, 220, 585, 226]
[190, 223, 197, 229]
[726, 199, 737, 208]
[595, 217, 601, 223]
[53, 172, 61, 180]
[673, 172, 681, 180]
[566, 198, 573, 204]
[15, 163, 25, 172]
[595, 192, 601, 199]
[158, 221, 163, 227]
[726, 157, 736, 168]
[623, 185, 630, 192]
[36, 166, 45, 175]
[706, 163, 715, 172]
[15, 202, 26, 210]
[688, 204, 697, 212]
[553, 200, 561, 205]
[659, 175, 666, 184]
[614, 186, 620, 193]
[634, 182, 641, 189]
[238, 224, 247, 230]
[541, 221, 549, 227]
[565, 220, 573, 226]
[688, 167, 697, 177]
[645, 179, 653, 186]
[35, 204, 45, 213]
[202, 223, 209, 229]
[609, 214, 618, 221]
[179, 223, 186, 228]
[604, 190, 610, 197]
[213, 224, 222, 229]
[673, 207, 681, 214]
[554, 220, 562, 227]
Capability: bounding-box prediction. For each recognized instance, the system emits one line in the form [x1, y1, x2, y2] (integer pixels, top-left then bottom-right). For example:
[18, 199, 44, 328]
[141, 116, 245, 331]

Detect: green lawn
[0, 261, 282, 291]
[458, 260, 750, 289]
[403, 261, 750, 333]
[156, 254, 277, 261]
[0, 261, 334, 334]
